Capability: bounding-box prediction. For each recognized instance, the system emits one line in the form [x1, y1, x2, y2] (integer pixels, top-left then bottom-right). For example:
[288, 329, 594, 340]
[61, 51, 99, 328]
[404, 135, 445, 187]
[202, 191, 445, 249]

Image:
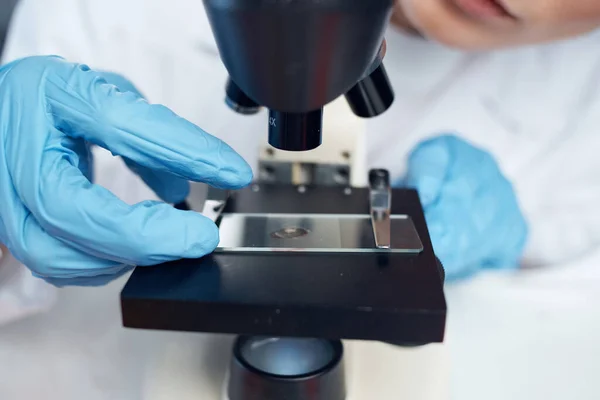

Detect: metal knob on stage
[226, 336, 346, 400]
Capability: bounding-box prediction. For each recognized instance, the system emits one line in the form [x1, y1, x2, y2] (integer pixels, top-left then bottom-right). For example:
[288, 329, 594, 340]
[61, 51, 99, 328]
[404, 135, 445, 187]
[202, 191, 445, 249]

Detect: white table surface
[1, 253, 600, 400]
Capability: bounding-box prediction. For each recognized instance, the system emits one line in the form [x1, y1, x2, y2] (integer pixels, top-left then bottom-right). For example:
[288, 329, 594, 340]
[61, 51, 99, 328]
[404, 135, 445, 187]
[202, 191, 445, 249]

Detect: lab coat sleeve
[0, 245, 57, 326]
[450, 35, 600, 270]
[1, 0, 98, 64]
[518, 82, 600, 268]
[0, 0, 87, 324]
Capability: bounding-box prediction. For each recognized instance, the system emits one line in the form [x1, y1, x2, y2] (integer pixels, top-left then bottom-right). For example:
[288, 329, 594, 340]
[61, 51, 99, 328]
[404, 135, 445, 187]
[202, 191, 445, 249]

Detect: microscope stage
[120, 185, 446, 344]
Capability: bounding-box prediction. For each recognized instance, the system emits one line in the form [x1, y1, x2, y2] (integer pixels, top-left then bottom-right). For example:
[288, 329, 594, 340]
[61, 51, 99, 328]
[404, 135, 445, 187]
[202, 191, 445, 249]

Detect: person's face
[393, 0, 600, 49]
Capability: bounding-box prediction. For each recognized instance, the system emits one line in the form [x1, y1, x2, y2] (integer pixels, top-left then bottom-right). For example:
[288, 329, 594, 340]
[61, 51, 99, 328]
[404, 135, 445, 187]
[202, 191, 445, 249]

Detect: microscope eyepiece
[225, 78, 261, 115]
[345, 63, 394, 118]
[268, 108, 323, 151]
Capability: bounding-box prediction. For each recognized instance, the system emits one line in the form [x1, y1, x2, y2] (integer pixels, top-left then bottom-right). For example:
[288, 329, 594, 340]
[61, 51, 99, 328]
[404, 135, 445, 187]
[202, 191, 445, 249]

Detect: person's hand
[404, 135, 528, 281]
[0, 56, 252, 287]
[89, 70, 195, 204]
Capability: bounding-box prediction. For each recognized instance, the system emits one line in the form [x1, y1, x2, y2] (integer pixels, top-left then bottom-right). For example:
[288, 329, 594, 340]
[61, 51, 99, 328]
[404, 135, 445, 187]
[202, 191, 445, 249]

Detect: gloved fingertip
[210, 143, 254, 189]
[216, 166, 253, 189]
[136, 210, 220, 265]
[173, 212, 220, 260]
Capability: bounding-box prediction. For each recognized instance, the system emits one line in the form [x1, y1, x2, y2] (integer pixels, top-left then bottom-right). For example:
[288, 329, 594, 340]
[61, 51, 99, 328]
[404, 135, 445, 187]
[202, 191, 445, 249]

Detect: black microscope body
[121, 2, 446, 399]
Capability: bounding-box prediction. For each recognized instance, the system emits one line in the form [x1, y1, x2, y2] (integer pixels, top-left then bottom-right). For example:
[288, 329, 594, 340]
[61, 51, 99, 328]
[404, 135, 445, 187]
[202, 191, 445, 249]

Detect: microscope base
[141, 335, 450, 400]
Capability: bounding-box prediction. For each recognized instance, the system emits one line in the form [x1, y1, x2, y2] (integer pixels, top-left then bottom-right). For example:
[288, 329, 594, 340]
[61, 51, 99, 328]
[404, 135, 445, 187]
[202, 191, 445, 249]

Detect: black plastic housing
[203, 0, 395, 113]
[345, 64, 394, 118]
[268, 108, 323, 151]
[228, 337, 346, 400]
[225, 78, 261, 114]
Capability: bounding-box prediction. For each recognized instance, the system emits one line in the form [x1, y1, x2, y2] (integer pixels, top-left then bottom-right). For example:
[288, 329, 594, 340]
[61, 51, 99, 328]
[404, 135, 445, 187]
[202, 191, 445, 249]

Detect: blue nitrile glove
[403, 135, 528, 281]
[92, 70, 193, 204]
[0, 56, 252, 287]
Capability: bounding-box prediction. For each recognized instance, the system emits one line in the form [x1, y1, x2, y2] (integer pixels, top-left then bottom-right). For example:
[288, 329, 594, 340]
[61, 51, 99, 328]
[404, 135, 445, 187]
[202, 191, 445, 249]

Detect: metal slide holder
[213, 170, 420, 255]
[369, 169, 392, 249]
[201, 187, 230, 223]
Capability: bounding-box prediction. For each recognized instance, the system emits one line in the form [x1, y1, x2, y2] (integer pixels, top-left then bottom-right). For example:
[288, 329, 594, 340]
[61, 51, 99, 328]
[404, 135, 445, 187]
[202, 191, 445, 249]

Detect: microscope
[120, 1, 447, 399]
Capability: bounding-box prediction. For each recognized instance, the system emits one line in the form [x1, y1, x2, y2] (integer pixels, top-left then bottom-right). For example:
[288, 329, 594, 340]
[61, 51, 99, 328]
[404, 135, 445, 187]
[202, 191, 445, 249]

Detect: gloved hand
[0, 56, 252, 287]
[403, 135, 528, 281]
[90, 70, 193, 204]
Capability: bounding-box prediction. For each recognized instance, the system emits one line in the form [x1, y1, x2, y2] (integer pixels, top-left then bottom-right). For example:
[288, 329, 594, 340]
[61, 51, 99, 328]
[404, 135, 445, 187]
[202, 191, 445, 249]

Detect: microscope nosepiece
[225, 78, 261, 115]
[345, 63, 394, 118]
[268, 108, 323, 152]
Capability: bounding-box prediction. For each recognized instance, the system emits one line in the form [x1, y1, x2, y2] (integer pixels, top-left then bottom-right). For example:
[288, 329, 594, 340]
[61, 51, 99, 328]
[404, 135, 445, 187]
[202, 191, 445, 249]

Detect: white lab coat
[2, 0, 600, 399]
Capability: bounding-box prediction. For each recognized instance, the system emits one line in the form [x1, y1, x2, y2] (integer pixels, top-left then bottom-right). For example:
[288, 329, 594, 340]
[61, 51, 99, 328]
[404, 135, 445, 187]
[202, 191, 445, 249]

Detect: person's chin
[398, 0, 521, 50]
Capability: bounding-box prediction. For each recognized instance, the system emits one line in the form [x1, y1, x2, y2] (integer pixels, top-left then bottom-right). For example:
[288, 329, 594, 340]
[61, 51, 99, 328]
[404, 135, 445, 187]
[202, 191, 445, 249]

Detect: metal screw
[342, 151, 351, 160]
[334, 168, 349, 185]
[260, 165, 276, 181]
[251, 184, 260, 192]
[297, 185, 307, 193]
[266, 148, 275, 157]
[344, 187, 352, 195]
